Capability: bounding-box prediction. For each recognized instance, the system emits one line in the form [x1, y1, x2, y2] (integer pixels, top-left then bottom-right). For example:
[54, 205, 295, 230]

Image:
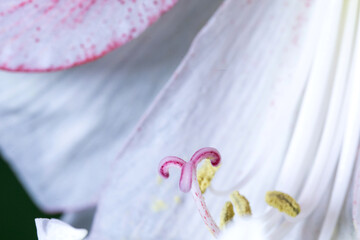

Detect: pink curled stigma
[158, 147, 222, 238]
[158, 147, 221, 192]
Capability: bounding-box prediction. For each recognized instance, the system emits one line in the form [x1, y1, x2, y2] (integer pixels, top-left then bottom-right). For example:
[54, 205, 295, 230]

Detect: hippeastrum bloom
[0, 0, 222, 213]
[1, 0, 360, 239]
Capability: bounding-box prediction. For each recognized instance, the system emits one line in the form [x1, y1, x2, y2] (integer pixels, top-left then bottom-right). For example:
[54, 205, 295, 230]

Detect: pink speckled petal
[0, 0, 220, 212]
[90, 0, 322, 239]
[35, 218, 87, 240]
[0, 0, 177, 72]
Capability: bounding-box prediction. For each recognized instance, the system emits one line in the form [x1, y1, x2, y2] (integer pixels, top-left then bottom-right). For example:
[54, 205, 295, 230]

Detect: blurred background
[0, 155, 60, 240]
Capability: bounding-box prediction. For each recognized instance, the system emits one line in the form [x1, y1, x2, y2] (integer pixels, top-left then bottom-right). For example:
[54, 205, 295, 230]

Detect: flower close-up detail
[1, 0, 360, 239]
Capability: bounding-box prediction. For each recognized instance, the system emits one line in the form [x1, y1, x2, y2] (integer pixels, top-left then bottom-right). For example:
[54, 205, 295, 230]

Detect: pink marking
[43, 0, 59, 15]
[0, 0, 179, 72]
[2, 0, 33, 16]
[304, 0, 312, 8]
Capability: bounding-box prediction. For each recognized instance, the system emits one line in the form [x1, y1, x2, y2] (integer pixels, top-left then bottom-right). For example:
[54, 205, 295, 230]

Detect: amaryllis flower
[1, 0, 360, 239]
[0, 0, 222, 212]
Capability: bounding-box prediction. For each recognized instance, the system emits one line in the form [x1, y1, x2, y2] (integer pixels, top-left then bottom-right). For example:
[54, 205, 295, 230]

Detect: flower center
[158, 147, 301, 238]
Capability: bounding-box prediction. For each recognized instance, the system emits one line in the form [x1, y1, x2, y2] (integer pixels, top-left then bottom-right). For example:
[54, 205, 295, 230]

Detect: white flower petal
[318, 8, 360, 238]
[266, 0, 359, 238]
[89, 0, 320, 239]
[61, 207, 96, 231]
[219, 219, 267, 240]
[333, 166, 357, 239]
[353, 150, 360, 237]
[35, 218, 87, 240]
[0, 0, 222, 212]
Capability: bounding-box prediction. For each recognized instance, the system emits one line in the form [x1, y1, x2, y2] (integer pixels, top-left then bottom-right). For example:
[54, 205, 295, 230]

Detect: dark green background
[0, 155, 60, 240]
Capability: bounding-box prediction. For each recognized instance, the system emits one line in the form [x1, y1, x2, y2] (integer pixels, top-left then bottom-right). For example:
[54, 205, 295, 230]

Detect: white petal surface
[61, 207, 96, 231]
[0, 0, 177, 72]
[0, 0, 223, 212]
[220, 219, 267, 240]
[353, 150, 360, 237]
[90, 0, 322, 239]
[35, 218, 87, 240]
[267, 0, 359, 239]
[333, 163, 357, 239]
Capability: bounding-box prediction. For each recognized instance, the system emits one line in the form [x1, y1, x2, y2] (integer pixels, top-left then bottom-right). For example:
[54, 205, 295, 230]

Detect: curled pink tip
[158, 156, 185, 178]
[190, 147, 221, 167]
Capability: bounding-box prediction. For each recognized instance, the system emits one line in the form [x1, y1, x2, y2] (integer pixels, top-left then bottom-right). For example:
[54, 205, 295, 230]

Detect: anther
[197, 159, 220, 194]
[265, 191, 300, 217]
[230, 191, 252, 216]
[220, 201, 235, 229]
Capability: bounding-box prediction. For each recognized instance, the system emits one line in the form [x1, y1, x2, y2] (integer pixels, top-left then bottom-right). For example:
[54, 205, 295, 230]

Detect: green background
[0, 155, 60, 240]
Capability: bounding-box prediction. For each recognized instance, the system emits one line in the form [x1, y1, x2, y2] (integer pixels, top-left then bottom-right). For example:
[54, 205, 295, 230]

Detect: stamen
[265, 191, 300, 217]
[197, 159, 220, 194]
[219, 201, 235, 229]
[158, 147, 222, 238]
[230, 191, 252, 216]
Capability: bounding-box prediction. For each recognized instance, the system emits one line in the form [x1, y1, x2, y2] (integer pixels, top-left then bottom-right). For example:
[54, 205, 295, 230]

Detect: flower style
[159, 147, 222, 237]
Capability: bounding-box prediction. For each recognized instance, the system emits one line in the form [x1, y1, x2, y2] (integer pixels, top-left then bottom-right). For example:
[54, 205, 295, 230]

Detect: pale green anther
[265, 191, 301, 217]
[230, 191, 252, 216]
[219, 201, 235, 229]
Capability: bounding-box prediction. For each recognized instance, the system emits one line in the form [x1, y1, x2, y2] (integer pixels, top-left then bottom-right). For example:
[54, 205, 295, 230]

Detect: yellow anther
[197, 159, 220, 194]
[230, 191, 252, 216]
[219, 201, 235, 229]
[265, 191, 301, 217]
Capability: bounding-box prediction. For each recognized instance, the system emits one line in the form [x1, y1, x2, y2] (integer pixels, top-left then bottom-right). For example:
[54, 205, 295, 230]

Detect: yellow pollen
[156, 176, 163, 185]
[197, 159, 220, 194]
[150, 199, 168, 212]
[174, 195, 181, 204]
[265, 191, 301, 217]
[219, 201, 235, 229]
[230, 191, 252, 216]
